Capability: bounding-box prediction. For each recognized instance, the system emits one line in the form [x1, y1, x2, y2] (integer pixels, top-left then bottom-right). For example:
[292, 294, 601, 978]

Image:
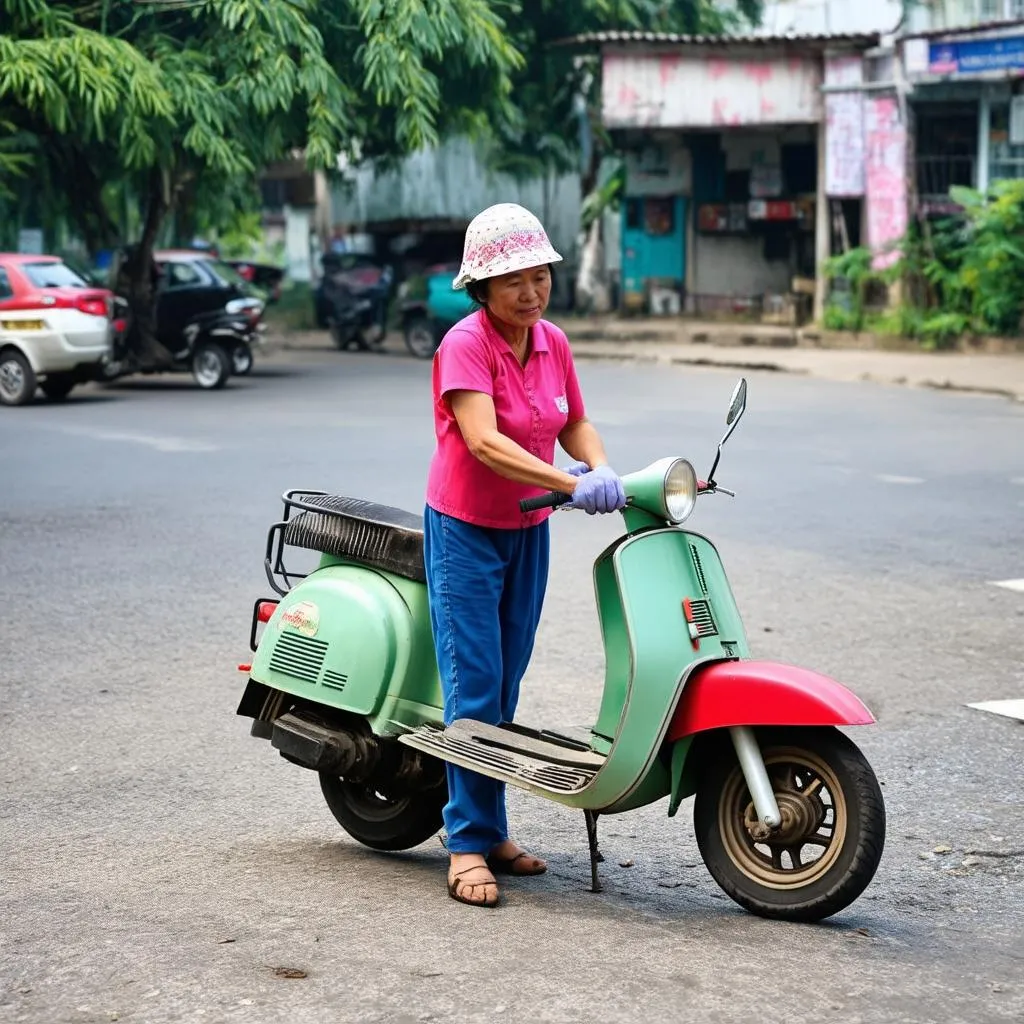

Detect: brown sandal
[447, 865, 500, 908]
[486, 851, 547, 876]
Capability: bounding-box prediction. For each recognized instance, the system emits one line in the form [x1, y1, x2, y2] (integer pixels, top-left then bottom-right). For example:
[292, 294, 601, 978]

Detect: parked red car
[0, 254, 114, 406]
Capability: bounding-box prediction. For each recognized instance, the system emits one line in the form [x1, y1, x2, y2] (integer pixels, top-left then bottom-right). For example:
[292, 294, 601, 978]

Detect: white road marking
[875, 474, 925, 485]
[58, 426, 218, 453]
[967, 699, 1024, 722]
[990, 579, 1024, 593]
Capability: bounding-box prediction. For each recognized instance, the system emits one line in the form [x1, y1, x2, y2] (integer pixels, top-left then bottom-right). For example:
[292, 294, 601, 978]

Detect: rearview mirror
[726, 378, 747, 426]
[707, 377, 748, 486]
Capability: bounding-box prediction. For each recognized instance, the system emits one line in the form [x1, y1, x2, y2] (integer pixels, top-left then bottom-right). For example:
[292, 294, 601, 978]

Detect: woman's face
[484, 264, 552, 328]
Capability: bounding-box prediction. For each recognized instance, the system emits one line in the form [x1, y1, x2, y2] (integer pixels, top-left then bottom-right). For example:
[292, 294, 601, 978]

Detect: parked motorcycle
[236, 379, 886, 921]
[397, 263, 475, 359]
[322, 265, 394, 352]
[102, 295, 264, 389]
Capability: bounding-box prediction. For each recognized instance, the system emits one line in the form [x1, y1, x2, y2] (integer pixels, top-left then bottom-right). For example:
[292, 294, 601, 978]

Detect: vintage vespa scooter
[236, 380, 886, 922]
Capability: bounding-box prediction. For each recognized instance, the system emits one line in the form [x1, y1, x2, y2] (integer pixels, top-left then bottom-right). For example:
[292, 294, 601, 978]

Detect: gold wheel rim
[718, 746, 848, 891]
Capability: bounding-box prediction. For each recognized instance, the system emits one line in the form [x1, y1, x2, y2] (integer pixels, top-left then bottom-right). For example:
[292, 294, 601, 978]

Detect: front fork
[730, 726, 782, 838]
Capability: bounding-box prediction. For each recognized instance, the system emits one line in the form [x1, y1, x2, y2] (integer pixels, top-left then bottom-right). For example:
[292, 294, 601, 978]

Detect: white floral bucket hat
[453, 203, 562, 290]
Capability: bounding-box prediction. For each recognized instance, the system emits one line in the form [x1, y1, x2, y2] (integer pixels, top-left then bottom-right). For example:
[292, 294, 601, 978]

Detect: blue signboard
[929, 35, 1024, 75]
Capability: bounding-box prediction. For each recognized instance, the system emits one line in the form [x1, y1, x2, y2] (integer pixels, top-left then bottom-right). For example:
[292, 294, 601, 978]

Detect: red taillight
[238, 663, 252, 673]
[75, 295, 108, 318]
[113, 318, 127, 333]
[256, 601, 277, 623]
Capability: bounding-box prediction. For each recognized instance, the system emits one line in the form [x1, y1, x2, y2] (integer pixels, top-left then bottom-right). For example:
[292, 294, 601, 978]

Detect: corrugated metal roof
[555, 30, 879, 47]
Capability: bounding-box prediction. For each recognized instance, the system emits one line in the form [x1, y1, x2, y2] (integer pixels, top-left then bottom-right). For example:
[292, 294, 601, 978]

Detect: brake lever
[700, 482, 736, 498]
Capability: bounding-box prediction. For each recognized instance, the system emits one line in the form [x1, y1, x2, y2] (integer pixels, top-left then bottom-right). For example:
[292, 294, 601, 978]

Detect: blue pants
[423, 506, 550, 854]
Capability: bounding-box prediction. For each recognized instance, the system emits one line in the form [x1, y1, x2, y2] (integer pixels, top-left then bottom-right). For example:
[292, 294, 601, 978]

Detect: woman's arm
[558, 417, 610, 471]
[450, 391, 580, 493]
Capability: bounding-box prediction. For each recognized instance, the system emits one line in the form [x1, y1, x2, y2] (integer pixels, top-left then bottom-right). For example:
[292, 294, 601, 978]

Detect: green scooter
[236, 379, 886, 922]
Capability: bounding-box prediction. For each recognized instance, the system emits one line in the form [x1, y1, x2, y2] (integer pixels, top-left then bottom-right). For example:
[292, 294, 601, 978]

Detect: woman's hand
[570, 466, 626, 515]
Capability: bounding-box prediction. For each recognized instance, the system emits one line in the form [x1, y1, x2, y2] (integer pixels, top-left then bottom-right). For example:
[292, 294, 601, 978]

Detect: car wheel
[0, 349, 37, 406]
[404, 316, 439, 359]
[41, 375, 76, 401]
[191, 343, 230, 390]
[232, 343, 253, 376]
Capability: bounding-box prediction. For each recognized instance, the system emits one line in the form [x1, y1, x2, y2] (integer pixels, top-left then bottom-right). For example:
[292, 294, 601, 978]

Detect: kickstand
[583, 810, 604, 893]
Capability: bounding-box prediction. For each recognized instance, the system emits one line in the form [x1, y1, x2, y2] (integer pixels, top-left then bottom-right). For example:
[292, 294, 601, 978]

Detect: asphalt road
[2, 342, 1023, 1024]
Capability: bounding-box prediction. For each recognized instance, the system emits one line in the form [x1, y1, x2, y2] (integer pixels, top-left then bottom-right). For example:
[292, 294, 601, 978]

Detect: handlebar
[519, 491, 573, 513]
[521, 484, 736, 513]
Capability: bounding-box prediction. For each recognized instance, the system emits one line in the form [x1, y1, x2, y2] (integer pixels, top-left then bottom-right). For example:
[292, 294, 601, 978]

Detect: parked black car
[104, 249, 266, 389]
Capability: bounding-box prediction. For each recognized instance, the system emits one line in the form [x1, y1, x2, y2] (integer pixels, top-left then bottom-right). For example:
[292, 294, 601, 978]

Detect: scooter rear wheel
[319, 774, 447, 851]
[693, 726, 885, 922]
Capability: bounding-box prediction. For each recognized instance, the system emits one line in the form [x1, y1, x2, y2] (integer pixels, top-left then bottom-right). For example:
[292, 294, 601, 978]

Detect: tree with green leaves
[0, 0, 522, 366]
[0, 0, 761, 359]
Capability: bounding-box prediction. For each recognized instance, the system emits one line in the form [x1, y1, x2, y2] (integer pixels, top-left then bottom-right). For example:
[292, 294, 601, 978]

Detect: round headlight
[664, 459, 697, 524]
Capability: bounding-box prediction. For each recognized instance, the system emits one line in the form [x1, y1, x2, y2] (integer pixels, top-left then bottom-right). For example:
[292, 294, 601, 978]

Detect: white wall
[905, 0, 1024, 32]
[693, 236, 794, 297]
[748, 0, 903, 34]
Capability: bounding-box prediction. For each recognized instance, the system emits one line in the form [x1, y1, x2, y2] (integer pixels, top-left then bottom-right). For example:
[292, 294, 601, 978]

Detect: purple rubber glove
[570, 465, 627, 515]
[563, 460, 590, 477]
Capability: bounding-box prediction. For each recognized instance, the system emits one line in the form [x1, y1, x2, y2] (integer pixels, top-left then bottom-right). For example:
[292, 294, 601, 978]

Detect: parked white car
[0, 254, 114, 406]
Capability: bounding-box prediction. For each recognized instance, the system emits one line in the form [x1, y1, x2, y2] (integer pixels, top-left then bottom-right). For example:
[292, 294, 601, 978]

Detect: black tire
[355, 326, 387, 352]
[328, 322, 352, 351]
[0, 348, 37, 406]
[98, 360, 125, 383]
[319, 774, 447, 851]
[232, 343, 253, 376]
[693, 727, 885, 923]
[404, 316, 439, 359]
[191, 342, 230, 390]
[41, 375, 75, 401]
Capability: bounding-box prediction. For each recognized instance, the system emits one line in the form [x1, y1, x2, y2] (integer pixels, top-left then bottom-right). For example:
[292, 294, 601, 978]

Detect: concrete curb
[569, 340, 1024, 403]
[260, 326, 1024, 404]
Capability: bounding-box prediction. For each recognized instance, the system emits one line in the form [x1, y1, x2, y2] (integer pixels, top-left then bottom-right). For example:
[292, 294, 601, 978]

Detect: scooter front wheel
[319, 774, 447, 851]
[693, 726, 885, 923]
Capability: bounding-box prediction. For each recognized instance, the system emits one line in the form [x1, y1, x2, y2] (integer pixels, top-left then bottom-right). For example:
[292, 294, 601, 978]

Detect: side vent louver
[269, 632, 329, 684]
[322, 670, 348, 693]
[688, 599, 718, 638]
[690, 544, 708, 594]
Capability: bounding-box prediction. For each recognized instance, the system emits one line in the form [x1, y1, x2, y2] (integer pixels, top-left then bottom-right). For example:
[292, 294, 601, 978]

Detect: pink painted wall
[864, 96, 908, 269]
[602, 50, 823, 129]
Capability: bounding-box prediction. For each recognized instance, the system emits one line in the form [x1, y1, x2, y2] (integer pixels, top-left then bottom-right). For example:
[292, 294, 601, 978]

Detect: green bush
[822, 180, 1024, 344]
[265, 282, 317, 332]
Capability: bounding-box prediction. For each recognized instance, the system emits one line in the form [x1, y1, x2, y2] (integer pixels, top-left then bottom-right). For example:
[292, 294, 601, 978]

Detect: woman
[425, 203, 626, 908]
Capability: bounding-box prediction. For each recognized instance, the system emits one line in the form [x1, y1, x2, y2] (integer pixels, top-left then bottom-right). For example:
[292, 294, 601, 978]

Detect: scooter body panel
[250, 563, 443, 724]
[577, 527, 751, 811]
[666, 660, 876, 743]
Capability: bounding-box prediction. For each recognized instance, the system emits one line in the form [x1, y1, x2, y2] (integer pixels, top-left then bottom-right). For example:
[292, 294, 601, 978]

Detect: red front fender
[666, 660, 875, 743]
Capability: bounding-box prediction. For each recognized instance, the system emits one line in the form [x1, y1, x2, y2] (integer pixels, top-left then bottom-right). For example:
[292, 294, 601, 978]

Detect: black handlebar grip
[519, 491, 572, 513]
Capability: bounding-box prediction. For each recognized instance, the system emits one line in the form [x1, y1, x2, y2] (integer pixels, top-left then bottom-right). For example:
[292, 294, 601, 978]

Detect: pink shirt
[426, 310, 586, 529]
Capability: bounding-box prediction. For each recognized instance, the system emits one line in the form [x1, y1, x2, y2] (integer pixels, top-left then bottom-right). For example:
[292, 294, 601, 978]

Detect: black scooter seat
[284, 494, 425, 582]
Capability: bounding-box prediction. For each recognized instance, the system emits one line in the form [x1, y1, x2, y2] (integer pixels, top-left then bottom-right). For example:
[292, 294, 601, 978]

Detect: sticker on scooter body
[280, 600, 320, 637]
